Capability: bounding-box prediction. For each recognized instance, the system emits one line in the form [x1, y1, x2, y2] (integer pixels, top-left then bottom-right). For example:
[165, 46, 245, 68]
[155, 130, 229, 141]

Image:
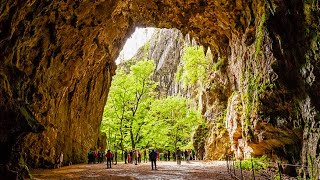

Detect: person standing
[87, 150, 92, 164]
[113, 150, 118, 165]
[143, 148, 147, 163]
[106, 150, 113, 169]
[185, 150, 189, 162]
[155, 149, 160, 161]
[58, 152, 63, 168]
[124, 150, 128, 164]
[184, 150, 188, 161]
[149, 149, 157, 170]
[176, 147, 182, 165]
[168, 150, 171, 161]
[192, 149, 196, 160]
[129, 150, 133, 163]
[134, 149, 138, 165]
[128, 150, 131, 163]
[138, 150, 141, 163]
[164, 151, 167, 161]
[98, 149, 104, 163]
[94, 150, 98, 163]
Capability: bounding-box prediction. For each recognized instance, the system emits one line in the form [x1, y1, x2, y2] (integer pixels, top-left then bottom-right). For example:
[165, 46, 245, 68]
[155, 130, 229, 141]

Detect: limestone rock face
[0, 1, 121, 177]
[0, 0, 319, 178]
[134, 29, 186, 97]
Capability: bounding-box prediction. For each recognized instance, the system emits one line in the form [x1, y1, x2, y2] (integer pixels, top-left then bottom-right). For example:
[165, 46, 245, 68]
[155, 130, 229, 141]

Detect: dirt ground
[31, 161, 270, 180]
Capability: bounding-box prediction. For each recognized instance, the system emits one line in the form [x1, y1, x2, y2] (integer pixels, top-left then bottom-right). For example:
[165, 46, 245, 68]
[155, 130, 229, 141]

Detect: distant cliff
[132, 29, 184, 97]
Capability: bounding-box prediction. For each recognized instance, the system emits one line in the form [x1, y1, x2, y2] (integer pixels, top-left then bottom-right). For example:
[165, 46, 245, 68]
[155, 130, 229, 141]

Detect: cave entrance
[98, 27, 209, 162]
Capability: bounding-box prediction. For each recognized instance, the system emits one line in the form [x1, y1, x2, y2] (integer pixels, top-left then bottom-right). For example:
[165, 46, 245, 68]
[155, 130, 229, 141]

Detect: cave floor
[31, 161, 269, 180]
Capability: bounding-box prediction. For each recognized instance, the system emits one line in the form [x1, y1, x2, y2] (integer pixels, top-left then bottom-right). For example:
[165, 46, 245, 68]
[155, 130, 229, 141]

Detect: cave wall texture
[0, 0, 319, 178]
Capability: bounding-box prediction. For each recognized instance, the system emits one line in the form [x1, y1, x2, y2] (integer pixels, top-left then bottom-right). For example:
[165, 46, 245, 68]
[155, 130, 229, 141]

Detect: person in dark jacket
[129, 150, 133, 163]
[124, 150, 128, 164]
[149, 149, 157, 170]
[176, 147, 182, 165]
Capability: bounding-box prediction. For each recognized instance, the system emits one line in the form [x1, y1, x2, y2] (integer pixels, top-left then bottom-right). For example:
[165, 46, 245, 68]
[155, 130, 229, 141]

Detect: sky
[116, 27, 156, 64]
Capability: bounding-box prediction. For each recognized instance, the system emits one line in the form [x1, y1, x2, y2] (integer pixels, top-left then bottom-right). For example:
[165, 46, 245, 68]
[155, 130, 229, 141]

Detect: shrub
[235, 155, 270, 171]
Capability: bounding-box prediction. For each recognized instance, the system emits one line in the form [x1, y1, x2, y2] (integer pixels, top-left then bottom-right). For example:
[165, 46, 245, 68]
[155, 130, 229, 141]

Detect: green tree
[176, 46, 211, 112]
[101, 58, 204, 152]
[179, 46, 209, 85]
[145, 96, 203, 150]
[101, 60, 157, 149]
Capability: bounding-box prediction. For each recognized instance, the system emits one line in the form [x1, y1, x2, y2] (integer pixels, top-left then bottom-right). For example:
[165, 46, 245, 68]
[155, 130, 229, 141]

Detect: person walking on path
[176, 147, 182, 165]
[113, 150, 118, 165]
[149, 149, 157, 170]
[106, 150, 113, 169]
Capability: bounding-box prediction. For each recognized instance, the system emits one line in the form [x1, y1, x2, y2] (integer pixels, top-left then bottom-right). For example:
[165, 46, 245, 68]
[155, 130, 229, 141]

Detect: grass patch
[235, 155, 270, 171]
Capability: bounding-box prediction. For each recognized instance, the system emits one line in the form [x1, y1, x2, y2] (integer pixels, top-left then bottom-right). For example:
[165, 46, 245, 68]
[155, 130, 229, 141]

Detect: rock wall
[0, 0, 319, 178]
[134, 28, 186, 97]
[202, 1, 320, 178]
[0, 1, 125, 178]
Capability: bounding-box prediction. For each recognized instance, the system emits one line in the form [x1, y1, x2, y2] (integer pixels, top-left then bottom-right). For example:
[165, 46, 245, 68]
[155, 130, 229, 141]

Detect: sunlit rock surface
[0, 0, 319, 178]
[134, 28, 186, 97]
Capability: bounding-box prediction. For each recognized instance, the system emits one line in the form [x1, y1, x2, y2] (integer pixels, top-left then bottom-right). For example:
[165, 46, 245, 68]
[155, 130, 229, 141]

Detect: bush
[235, 155, 270, 171]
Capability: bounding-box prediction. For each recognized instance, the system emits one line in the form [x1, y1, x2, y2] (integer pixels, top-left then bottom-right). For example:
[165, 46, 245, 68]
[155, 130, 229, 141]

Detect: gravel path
[31, 161, 268, 180]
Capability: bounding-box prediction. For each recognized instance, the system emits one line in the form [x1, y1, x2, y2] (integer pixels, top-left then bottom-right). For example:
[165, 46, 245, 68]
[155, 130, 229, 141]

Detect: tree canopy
[101, 59, 204, 151]
[176, 46, 210, 86]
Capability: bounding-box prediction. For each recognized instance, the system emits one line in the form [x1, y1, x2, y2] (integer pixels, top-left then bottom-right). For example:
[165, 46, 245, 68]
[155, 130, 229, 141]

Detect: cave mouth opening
[99, 27, 208, 160]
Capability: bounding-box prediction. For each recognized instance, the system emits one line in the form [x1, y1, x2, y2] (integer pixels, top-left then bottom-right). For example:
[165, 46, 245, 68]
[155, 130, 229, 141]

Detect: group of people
[88, 149, 117, 168]
[173, 148, 196, 162]
[87, 147, 196, 170]
[123, 148, 145, 165]
[148, 148, 196, 169]
[123, 148, 158, 170]
[87, 149, 105, 164]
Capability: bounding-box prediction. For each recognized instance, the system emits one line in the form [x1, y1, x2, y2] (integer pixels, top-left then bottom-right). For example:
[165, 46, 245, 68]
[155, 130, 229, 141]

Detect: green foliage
[143, 42, 151, 55]
[255, 13, 266, 57]
[101, 59, 204, 151]
[144, 96, 203, 149]
[235, 156, 270, 171]
[101, 59, 157, 150]
[175, 66, 183, 82]
[308, 154, 316, 180]
[239, 13, 274, 140]
[212, 57, 226, 72]
[273, 175, 281, 180]
[179, 46, 210, 86]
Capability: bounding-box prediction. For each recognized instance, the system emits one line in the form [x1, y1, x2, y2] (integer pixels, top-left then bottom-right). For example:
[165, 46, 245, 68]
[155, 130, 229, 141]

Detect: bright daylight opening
[116, 27, 156, 64]
[97, 27, 213, 165]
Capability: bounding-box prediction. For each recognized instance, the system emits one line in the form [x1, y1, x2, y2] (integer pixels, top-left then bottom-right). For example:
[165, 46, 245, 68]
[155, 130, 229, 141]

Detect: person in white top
[58, 152, 63, 168]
